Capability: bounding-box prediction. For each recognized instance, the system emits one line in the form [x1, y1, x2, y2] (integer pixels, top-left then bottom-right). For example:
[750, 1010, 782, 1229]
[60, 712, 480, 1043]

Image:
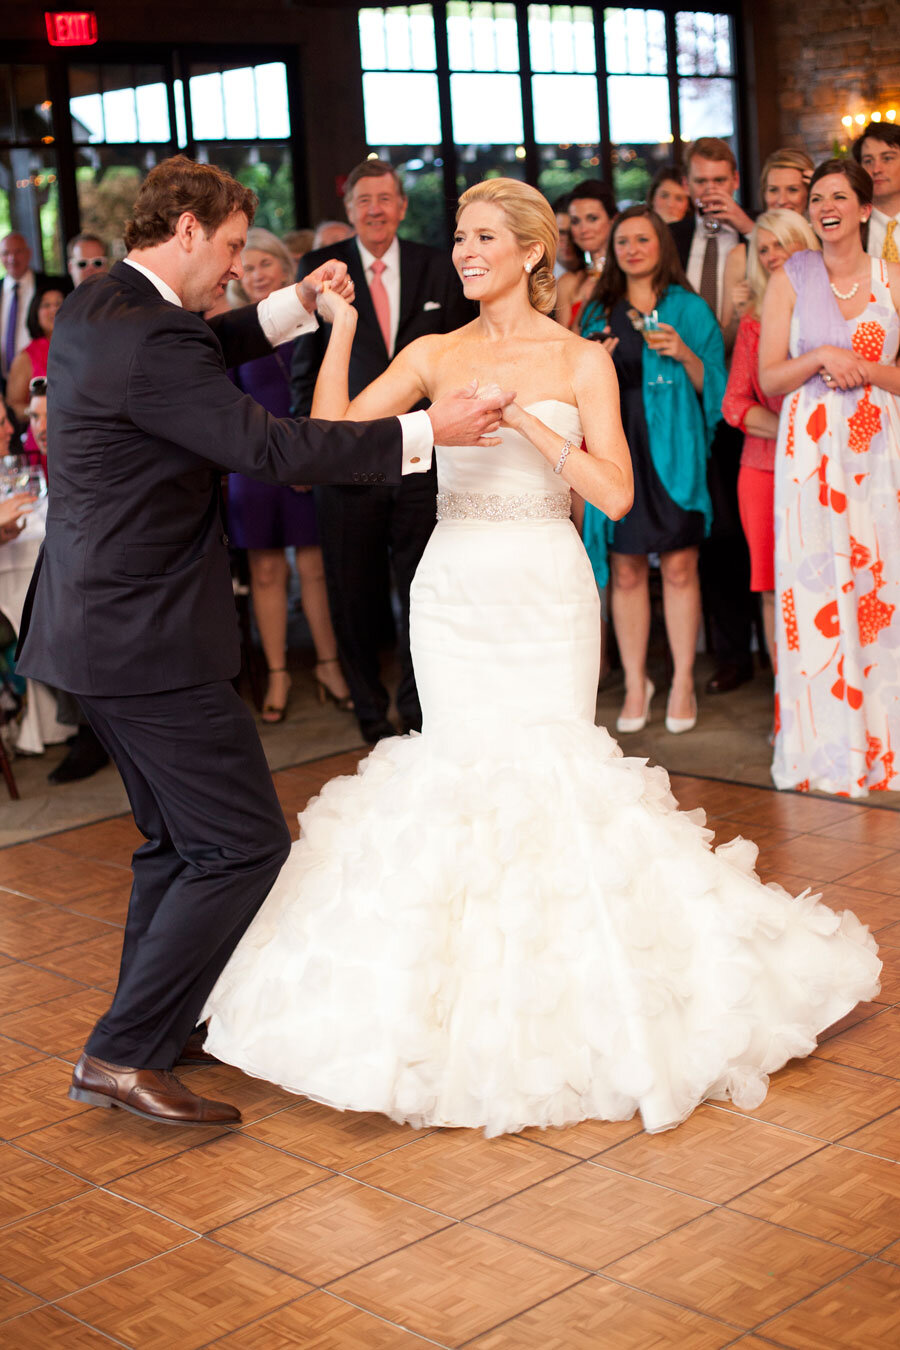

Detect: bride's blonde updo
[457, 178, 558, 314]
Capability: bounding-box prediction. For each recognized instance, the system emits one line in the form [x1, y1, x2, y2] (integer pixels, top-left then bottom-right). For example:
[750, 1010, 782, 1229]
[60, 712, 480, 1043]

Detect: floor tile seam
[111, 1166, 349, 1236]
[203, 1212, 458, 1291]
[5, 1126, 227, 1190]
[0, 877, 131, 913]
[0, 1178, 201, 1241]
[13, 1232, 202, 1306]
[461, 1190, 722, 1274]
[831, 1100, 900, 1145]
[237, 1118, 442, 1170]
[584, 1140, 830, 1208]
[274, 1287, 455, 1350]
[353, 1150, 588, 1224]
[564, 1267, 749, 1334]
[749, 1251, 873, 1337]
[336, 1173, 473, 1223]
[0, 1182, 97, 1233]
[697, 1136, 832, 1206]
[447, 1272, 600, 1348]
[0, 810, 132, 853]
[814, 1050, 900, 1081]
[42, 1302, 135, 1348]
[2, 1103, 95, 1147]
[0, 980, 99, 1018]
[712, 1202, 887, 1259]
[0, 1272, 48, 1317]
[707, 1100, 900, 1146]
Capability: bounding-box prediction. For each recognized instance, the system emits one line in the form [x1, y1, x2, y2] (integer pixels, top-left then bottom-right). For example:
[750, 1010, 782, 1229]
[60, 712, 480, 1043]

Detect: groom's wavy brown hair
[124, 155, 257, 251]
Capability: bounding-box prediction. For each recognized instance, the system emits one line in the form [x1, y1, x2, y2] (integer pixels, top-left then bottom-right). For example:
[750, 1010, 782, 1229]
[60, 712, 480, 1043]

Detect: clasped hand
[427, 380, 516, 447]
[297, 261, 356, 318]
[0, 491, 36, 545]
[818, 346, 868, 391]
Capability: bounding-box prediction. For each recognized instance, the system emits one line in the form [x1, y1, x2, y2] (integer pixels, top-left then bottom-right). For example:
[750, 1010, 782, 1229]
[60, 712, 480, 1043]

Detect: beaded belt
[436, 490, 571, 522]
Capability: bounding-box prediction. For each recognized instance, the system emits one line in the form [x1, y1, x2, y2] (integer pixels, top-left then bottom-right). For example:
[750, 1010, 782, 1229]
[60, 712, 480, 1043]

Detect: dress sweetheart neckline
[522, 398, 580, 414]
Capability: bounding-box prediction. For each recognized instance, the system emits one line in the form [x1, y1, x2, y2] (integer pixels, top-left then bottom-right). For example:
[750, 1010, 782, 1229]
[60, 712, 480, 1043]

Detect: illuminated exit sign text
[45, 12, 99, 46]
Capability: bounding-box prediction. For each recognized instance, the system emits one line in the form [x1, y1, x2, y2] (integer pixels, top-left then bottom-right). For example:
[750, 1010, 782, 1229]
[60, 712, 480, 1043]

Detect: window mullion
[593, 7, 612, 183]
[664, 7, 682, 164]
[433, 2, 459, 238]
[515, 1, 537, 185]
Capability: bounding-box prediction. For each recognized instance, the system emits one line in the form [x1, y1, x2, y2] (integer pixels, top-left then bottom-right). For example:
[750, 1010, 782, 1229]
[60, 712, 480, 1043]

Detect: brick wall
[760, 0, 900, 161]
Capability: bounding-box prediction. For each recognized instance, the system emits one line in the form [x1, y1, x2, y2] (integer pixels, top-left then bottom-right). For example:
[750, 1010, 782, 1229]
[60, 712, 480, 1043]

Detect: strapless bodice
[435, 399, 583, 502]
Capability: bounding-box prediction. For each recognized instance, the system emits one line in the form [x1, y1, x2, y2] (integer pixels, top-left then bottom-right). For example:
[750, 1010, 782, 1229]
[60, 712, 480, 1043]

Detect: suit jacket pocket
[120, 540, 206, 577]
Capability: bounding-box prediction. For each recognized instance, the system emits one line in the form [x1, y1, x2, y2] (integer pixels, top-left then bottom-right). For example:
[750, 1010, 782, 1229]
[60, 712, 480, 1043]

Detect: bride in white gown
[205, 179, 880, 1136]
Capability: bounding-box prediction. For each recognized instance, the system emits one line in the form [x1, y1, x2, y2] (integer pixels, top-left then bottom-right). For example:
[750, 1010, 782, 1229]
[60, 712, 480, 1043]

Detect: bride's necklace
[829, 277, 860, 300]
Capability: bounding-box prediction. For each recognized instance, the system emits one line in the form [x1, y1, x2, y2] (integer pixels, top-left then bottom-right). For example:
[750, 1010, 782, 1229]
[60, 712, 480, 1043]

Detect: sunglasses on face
[29, 377, 47, 396]
[72, 257, 107, 270]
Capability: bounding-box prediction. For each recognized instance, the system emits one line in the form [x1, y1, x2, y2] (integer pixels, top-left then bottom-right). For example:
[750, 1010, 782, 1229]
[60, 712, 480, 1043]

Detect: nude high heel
[666, 690, 697, 734]
[616, 679, 654, 734]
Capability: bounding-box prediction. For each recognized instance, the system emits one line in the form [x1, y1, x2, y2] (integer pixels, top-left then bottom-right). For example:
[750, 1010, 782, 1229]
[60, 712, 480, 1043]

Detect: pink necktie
[369, 259, 392, 355]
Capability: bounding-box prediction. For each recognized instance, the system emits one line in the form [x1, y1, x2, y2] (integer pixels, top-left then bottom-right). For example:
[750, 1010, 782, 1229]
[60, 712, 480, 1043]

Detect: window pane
[450, 72, 523, 142]
[678, 76, 734, 141]
[0, 148, 62, 272]
[447, 2, 520, 73]
[359, 6, 436, 71]
[528, 6, 596, 74]
[604, 8, 667, 76]
[189, 72, 225, 140]
[222, 68, 258, 139]
[1, 65, 53, 141]
[371, 151, 447, 248]
[255, 64, 290, 138]
[102, 87, 138, 144]
[607, 74, 670, 144]
[363, 71, 441, 144]
[676, 12, 733, 76]
[195, 142, 295, 233]
[174, 80, 187, 149]
[70, 93, 104, 144]
[135, 82, 170, 144]
[532, 74, 599, 144]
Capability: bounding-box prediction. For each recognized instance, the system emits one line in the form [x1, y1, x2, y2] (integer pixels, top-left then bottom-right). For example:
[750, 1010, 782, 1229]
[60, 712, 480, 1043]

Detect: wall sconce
[843, 107, 898, 131]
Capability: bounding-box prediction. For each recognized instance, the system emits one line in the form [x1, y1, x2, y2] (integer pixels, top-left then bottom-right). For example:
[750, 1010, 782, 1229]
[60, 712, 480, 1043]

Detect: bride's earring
[524, 263, 533, 274]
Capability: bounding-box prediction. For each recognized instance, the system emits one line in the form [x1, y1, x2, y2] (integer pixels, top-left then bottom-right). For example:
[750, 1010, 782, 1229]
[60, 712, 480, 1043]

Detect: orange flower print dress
[774, 256, 900, 797]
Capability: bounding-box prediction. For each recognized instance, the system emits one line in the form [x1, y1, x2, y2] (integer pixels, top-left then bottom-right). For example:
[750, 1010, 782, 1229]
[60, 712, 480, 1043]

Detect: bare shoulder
[569, 329, 615, 381]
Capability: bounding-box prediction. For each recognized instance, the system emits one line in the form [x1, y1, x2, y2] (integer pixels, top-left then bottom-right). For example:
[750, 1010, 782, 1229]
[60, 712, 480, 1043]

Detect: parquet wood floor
[1, 760, 898, 1348]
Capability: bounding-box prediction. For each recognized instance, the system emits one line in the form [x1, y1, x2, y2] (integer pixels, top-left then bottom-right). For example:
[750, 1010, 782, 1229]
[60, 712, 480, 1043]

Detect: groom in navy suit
[16, 155, 510, 1127]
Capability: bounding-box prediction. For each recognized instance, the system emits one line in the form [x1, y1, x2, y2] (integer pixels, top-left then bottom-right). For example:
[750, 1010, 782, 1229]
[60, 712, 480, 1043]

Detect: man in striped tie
[854, 121, 900, 260]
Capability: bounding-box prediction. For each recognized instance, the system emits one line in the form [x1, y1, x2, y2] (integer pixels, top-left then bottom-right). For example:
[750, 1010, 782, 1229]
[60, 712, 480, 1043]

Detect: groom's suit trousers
[79, 681, 291, 1070]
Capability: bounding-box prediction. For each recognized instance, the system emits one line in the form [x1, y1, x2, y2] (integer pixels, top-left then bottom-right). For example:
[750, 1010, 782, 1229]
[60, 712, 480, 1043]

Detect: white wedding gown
[205, 401, 881, 1135]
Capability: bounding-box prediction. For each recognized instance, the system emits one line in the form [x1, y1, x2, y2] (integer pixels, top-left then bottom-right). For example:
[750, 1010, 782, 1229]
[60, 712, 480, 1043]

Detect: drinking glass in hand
[640, 312, 674, 388]
[696, 199, 721, 236]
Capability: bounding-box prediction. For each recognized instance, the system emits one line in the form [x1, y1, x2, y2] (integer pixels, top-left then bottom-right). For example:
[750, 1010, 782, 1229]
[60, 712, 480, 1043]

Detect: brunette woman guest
[227, 228, 352, 721]
[580, 207, 727, 735]
[760, 158, 900, 796]
[722, 149, 814, 337]
[5, 283, 65, 460]
[722, 209, 820, 676]
[556, 180, 618, 330]
[647, 165, 692, 225]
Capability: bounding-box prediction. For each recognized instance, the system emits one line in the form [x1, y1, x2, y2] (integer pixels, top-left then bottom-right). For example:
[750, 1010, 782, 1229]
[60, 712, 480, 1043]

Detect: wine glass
[696, 198, 721, 236]
[640, 311, 674, 388]
[0, 455, 31, 497]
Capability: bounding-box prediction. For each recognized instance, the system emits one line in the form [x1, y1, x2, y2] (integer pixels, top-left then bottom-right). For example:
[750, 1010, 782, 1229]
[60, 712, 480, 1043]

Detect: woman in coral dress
[760, 158, 900, 796]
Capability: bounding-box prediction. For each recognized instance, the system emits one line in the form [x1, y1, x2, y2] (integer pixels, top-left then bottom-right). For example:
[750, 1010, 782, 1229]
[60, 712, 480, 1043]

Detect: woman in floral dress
[760, 158, 900, 796]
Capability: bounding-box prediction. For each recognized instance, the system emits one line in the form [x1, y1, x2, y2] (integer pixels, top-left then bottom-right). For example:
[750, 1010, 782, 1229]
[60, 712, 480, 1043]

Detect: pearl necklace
[829, 279, 860, 301]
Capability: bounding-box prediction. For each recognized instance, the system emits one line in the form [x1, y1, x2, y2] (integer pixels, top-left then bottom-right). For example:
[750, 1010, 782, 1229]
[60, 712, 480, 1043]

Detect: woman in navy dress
[228, 229, 351, 720]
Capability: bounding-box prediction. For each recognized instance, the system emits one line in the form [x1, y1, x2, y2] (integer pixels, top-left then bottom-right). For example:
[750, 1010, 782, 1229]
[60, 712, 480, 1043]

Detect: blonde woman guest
[760, 159, 900, 796]
[227, 227, 352, 719]
[723, 149, 814, 336]
[722, 210, 820, 674]
[556, 180, 618, 329]
[206, 177, 879, 1139]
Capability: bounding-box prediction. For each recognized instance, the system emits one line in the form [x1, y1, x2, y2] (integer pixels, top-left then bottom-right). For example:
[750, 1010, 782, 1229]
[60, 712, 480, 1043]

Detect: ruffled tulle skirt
[204, 718, 881, 1136]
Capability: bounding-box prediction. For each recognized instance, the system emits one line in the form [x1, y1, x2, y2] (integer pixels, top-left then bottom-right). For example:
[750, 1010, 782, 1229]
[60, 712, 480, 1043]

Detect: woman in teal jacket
[580, 205, 726, 736]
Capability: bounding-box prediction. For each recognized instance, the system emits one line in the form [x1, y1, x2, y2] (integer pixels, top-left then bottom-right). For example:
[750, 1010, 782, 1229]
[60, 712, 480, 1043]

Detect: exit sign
[45, 12, 98, 46]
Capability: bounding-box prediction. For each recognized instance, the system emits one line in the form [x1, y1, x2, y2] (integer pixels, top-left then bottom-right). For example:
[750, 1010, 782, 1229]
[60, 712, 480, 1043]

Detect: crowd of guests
[2, 118, 899, 800]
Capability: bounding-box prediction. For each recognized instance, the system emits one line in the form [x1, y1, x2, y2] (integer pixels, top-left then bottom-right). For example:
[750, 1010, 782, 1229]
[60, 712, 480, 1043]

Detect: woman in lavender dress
[228, 229, 352, 720]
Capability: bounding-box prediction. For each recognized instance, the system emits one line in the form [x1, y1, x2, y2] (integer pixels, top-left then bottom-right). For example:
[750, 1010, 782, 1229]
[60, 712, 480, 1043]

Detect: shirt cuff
[399, 409, 434, 475]
[258, 285, 319, 345]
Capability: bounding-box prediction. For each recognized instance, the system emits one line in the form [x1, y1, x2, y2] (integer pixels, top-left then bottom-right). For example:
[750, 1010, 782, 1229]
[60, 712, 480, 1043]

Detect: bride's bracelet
[553, 439, 573, 475]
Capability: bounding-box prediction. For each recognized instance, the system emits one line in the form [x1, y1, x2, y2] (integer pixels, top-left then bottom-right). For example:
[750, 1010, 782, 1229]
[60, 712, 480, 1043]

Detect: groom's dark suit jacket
[16, 260, 403, 696]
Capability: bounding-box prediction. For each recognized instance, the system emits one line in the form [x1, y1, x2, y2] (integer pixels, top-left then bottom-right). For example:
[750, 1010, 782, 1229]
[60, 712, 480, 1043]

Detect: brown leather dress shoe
[68, 1053, 241, 1125]
[175, 1029, 220, 1068]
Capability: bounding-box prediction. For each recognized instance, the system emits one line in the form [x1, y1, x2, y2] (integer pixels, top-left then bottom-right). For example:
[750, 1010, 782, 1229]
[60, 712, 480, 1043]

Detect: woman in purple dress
[228, 229, 351, 720]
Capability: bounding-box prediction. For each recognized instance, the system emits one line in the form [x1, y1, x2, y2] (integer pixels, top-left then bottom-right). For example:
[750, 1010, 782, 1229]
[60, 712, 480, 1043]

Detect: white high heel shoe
[616, 679, 655, 734]
[666, 690, 698, 734]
